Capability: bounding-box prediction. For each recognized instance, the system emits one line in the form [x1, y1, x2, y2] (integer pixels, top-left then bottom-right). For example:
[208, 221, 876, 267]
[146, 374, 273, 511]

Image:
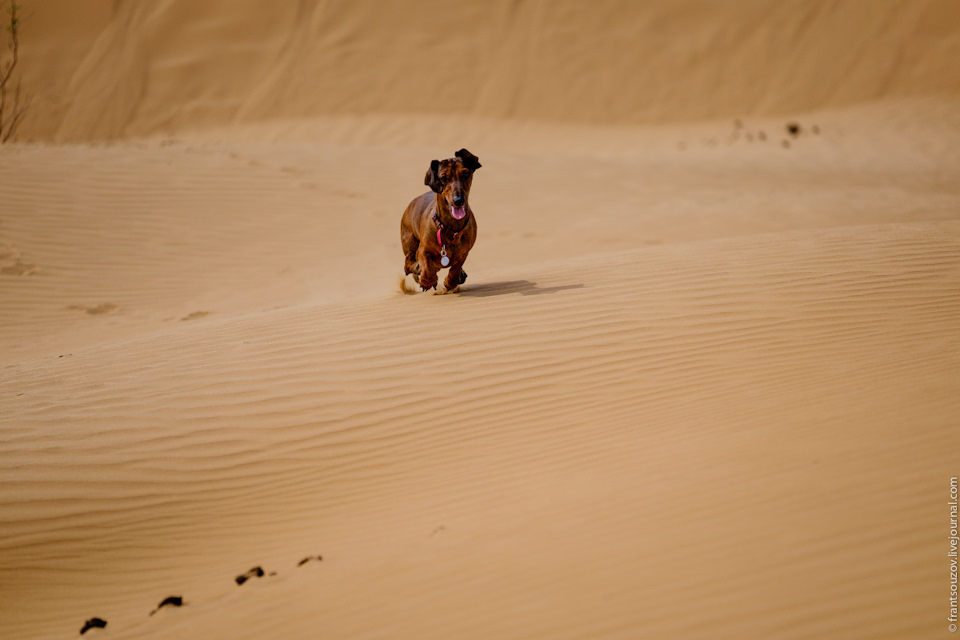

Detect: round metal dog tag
[441, 255, 450, 267]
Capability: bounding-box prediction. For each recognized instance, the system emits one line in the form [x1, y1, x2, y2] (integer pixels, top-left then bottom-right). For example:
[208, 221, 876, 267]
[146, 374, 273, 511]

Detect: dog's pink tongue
[452, 206, 467, 220]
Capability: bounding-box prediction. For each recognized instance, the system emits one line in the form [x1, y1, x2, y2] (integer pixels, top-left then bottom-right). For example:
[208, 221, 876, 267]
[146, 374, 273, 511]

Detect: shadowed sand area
[2, 2, 960, 639]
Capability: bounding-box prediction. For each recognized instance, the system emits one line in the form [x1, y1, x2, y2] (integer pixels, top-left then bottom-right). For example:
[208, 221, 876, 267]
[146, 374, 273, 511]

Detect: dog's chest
[432, 223, 471, 264]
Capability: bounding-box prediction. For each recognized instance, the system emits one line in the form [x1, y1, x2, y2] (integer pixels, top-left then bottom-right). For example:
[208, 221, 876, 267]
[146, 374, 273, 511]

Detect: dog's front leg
[417, 250, 439, 291]
[444, 260, 468, 291]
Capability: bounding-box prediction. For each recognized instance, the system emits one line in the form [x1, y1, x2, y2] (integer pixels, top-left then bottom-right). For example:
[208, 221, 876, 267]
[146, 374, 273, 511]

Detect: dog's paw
[458, 270, 468, 285]
[417, 274, 438, 290]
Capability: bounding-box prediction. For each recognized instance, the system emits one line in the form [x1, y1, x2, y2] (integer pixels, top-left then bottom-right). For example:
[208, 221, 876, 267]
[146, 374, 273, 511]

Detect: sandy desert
[2, 1, 960, 638]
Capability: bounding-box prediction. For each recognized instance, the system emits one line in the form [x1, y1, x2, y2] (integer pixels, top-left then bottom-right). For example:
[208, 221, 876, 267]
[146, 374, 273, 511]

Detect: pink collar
[432, 211, 466, 246]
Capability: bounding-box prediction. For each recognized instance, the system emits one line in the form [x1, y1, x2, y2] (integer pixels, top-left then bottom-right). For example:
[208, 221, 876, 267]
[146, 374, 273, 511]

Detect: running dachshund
[400, 148, 481, 292]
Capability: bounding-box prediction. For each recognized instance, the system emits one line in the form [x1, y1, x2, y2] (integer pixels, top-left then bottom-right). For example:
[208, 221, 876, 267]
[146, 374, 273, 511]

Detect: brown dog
[400, 148, 481, 291]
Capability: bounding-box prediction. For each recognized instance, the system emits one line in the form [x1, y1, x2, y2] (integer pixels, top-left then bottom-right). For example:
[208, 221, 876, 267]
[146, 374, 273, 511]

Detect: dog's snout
[453, 194, 465, 206]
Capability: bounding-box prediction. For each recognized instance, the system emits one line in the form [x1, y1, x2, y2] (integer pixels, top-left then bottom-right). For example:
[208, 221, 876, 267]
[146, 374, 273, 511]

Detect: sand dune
[4, 219, 959, 639]
[2, 1, 960, 639]
[19, 0, 960, 141]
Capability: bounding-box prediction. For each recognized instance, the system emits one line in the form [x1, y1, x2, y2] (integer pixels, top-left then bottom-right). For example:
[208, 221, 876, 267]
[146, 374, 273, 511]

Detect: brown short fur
[400, 148, 481, 291]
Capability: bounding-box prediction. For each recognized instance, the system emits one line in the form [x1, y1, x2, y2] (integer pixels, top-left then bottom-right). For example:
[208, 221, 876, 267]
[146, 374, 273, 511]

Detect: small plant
[0, 1, 28, 143]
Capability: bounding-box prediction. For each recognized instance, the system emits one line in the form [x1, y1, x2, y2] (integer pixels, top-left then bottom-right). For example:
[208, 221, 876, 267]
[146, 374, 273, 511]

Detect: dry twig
[0, 1, 28, 142]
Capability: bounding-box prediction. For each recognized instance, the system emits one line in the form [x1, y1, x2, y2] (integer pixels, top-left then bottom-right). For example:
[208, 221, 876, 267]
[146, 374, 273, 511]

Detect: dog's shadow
[459, 280, 584, 298]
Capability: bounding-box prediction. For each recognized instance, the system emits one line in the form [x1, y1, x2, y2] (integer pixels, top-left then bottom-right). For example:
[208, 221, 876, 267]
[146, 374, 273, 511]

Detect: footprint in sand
[297, 555, 323, 567]
[68, 303, 118, 316]
[235, 566, 266, 585]
[0, 242, 38, 276]
[181, 311, 210, 321]
[81, 553, 322, 635]
[80, 617, 107, 634]
[149, 595, 184, 616]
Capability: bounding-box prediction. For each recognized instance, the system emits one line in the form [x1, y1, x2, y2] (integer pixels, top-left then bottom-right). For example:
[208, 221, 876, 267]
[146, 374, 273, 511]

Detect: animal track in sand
[297, 555, 323, 567]
[681, 120, 822, 151]
[80, 617, 107, 634]
[0, 260, 37, 276]
[0, 242, 37, 276]
[235, 565, 266, 585]
[67, 303, 118, 316]
[149, 595, 184, 616]
[80, 553, 324, 634]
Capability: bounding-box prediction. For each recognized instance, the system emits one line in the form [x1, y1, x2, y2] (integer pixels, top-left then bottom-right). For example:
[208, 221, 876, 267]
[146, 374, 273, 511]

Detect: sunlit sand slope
[2, 2, 959, 638]
[20, 0, 960, 141]
[2, 221, 958, 639]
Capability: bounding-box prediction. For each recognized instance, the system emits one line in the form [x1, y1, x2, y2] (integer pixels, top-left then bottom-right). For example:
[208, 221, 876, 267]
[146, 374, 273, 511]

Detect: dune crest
[18, 0, 960, 141]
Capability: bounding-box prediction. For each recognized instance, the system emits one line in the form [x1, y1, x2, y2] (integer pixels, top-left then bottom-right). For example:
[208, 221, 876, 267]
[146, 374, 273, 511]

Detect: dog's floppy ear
[455, 148, 481, 171]
[425, 159, 442, 193]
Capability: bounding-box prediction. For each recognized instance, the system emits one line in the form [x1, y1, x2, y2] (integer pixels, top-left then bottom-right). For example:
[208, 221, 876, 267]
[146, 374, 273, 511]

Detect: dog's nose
[453, 194, 465, 206]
